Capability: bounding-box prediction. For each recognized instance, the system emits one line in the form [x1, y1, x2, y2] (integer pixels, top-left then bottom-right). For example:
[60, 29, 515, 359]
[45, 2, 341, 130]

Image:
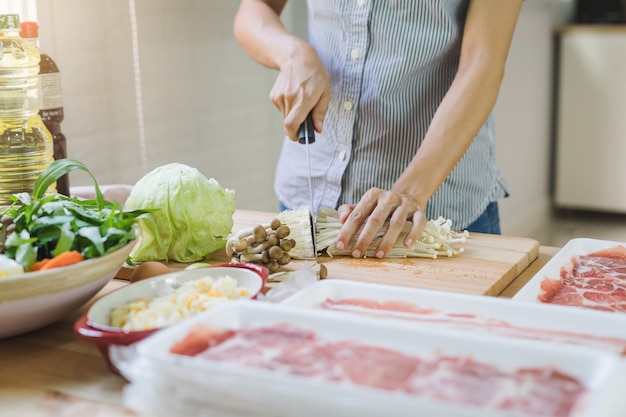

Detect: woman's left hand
[335, 188, 427, 258]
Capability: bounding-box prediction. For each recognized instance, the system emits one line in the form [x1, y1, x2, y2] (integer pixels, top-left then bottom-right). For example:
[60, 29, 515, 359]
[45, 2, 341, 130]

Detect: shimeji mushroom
[0, 215, 16, 253]
[226, 219, 295, 273]
[266, 262, 329, 283]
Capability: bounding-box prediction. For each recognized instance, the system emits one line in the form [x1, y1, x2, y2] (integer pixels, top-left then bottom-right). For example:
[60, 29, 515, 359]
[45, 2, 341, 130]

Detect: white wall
[1, 0, 37, 21]
[494, 0, 574, 241]
[6, 0, 288, 213]
[1, 1, 574, 243]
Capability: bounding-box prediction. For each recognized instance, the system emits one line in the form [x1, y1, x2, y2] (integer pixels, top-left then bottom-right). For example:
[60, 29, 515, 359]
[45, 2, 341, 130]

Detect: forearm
[234, 0, 308, 70]
[392, 0, 523, 209]
[392, 56, 505, 208]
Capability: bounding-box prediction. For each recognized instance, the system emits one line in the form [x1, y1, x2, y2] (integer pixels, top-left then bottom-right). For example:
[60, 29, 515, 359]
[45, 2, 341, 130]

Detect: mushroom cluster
[226, 219, 295, 273]
[0, 215, 16, 253]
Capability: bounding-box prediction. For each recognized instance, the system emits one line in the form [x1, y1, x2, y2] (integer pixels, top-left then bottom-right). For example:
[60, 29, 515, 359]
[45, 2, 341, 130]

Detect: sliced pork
[320, 298, 626, 354]
[539, 245, 626, 313]
[171, 323, 587, 417]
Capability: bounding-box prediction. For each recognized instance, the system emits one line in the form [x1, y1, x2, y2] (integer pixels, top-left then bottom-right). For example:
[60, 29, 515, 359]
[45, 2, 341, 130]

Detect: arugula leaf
[53, 225, 75, 257]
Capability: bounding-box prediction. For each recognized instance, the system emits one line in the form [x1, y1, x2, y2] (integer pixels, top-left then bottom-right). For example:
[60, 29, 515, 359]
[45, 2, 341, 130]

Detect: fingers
[312, 88, 330, 133]
[336, 189, 424, 259]
[351, 204, 390, 259]
[272, 83, 327, 141]
[404, 208, 426, 247]
[335, 203, 371, 255]
[283, 82, 329, 140]
[284, 100, 311, 141]
[336, 204, 355, 223]
[336, 188, 387, 257]
[269, 48, 330, 141]
[374, 204, 413, 257]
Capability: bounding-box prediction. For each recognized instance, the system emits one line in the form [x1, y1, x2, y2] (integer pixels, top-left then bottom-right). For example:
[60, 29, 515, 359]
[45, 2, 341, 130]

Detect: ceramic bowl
[74, 262, 268, 370]
[0, 241, 136, 339]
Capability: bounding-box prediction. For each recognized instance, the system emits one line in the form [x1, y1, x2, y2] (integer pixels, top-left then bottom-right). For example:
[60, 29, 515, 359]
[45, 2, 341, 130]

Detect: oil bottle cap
[20, 21, 39, 39]
[0, 14, 20, 31]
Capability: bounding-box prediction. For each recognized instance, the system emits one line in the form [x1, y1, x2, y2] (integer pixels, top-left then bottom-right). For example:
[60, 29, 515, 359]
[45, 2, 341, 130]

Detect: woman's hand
[234, 0, 330, 139]
[335, 188, 427, 259]
[270, 40, 331, 141]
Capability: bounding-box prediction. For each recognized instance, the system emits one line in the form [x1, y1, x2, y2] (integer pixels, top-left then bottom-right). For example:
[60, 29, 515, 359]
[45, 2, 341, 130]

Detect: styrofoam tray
[116, 300, 622, 417]
[513, 238, 626, 304]
[282, 279, 626, 355]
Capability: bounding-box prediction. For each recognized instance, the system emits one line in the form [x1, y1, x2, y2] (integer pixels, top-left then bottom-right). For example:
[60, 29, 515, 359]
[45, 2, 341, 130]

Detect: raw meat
[170, 326, 235, 356]
[171, 323, 587, 417]
[589, 245, 626, 260]
[539, 245, 626, 313]
[320, 298, 626, 354]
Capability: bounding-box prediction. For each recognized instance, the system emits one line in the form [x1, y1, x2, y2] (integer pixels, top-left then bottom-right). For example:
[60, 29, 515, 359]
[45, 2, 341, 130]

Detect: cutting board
[117, 210, 540, 296]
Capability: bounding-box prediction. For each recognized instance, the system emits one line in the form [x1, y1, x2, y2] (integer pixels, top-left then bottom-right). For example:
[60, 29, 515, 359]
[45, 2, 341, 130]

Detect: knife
[297, 113, 318, 260]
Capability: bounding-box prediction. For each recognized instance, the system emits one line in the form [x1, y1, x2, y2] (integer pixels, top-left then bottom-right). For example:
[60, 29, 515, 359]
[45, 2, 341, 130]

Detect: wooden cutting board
[117, 210, 540, 296]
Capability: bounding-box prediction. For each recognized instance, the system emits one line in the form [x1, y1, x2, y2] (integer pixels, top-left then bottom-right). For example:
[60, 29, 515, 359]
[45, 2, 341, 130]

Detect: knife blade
[297, 113, 318, 261]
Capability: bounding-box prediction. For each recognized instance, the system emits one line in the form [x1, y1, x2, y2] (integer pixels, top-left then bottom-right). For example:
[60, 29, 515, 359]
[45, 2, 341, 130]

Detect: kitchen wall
[494, 0, 574, 241]
[4, 0, 293, 212]
[2, 0, 574, 243]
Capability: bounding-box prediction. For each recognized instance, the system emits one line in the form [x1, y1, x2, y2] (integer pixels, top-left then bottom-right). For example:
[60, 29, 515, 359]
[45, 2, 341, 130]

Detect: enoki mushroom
[315, 207, 468, 259]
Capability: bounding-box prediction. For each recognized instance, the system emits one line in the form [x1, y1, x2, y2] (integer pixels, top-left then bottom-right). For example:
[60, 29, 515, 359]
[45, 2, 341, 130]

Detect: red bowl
[74, 262, 268, 373]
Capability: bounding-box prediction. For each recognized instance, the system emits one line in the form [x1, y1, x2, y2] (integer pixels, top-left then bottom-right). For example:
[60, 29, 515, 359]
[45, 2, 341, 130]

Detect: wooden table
[0, 212, 560, 416]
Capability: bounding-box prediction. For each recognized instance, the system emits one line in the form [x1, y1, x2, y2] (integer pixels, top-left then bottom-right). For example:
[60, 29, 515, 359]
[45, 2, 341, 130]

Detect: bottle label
[0, 14, 20, 31]
[39, 72, 63, 110]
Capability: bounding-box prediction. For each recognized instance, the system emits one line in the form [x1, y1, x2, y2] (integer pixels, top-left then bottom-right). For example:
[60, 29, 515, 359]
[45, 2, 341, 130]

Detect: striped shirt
[274, 0, 509, 230]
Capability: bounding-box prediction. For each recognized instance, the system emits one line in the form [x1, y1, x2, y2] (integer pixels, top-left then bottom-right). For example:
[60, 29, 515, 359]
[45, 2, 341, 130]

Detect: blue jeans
[466, 201, 501, 235]
[279, 201, 501, 234]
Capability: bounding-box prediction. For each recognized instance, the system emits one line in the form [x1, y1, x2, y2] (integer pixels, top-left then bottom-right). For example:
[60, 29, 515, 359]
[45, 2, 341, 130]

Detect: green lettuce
[125, 163, 236, 263]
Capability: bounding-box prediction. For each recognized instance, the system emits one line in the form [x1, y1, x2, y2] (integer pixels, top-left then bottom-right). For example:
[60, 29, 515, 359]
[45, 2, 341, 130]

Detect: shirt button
[350, 49, 360, 59]
[343, 101, 353, 111]
[338, 150, 346, 161]
[356, 0, 365, 5]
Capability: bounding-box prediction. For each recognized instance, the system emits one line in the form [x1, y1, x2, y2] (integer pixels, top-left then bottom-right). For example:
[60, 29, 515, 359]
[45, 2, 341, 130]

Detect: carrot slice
[39, 251, 84, 271]
[30, 258, 51, 272]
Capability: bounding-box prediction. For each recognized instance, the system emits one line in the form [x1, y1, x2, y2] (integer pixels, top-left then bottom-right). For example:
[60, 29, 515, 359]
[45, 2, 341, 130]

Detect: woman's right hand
[234, 0, 329, 139]
[270, 39, 331, 141]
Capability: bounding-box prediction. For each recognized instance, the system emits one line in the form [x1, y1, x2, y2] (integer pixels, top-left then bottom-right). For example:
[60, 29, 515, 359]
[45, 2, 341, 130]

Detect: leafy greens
[1, 159, 155, 271]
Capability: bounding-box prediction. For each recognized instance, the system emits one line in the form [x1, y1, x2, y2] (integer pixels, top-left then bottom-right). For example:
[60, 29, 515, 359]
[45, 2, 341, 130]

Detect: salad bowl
[0, 240, 136, 339]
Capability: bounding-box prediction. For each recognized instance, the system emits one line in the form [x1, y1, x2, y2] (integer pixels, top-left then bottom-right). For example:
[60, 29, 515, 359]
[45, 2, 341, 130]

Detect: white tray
[282, 279, 626, 355]
[513, 238, 626, 305]
[116, 300, 623, 417]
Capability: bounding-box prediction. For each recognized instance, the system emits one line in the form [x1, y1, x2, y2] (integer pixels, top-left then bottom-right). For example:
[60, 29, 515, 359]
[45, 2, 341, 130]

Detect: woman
[234, 0, 523, 258]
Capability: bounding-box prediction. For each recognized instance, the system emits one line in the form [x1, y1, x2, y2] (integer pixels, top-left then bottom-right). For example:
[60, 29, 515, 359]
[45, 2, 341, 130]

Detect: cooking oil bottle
[20, 21, 69, 196]
[0, 14, 55, 207]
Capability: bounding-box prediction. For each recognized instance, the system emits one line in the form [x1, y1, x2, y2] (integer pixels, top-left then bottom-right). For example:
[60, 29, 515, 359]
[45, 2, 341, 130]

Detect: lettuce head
[125, 163, 236, 263]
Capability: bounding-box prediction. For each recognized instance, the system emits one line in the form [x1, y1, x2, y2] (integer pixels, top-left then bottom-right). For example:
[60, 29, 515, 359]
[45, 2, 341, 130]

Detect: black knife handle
[297, 113, 316, 144]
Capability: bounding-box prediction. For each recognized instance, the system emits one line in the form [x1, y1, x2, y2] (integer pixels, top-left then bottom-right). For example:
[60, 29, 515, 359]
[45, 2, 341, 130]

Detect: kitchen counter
[0, 210, 561, 416]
